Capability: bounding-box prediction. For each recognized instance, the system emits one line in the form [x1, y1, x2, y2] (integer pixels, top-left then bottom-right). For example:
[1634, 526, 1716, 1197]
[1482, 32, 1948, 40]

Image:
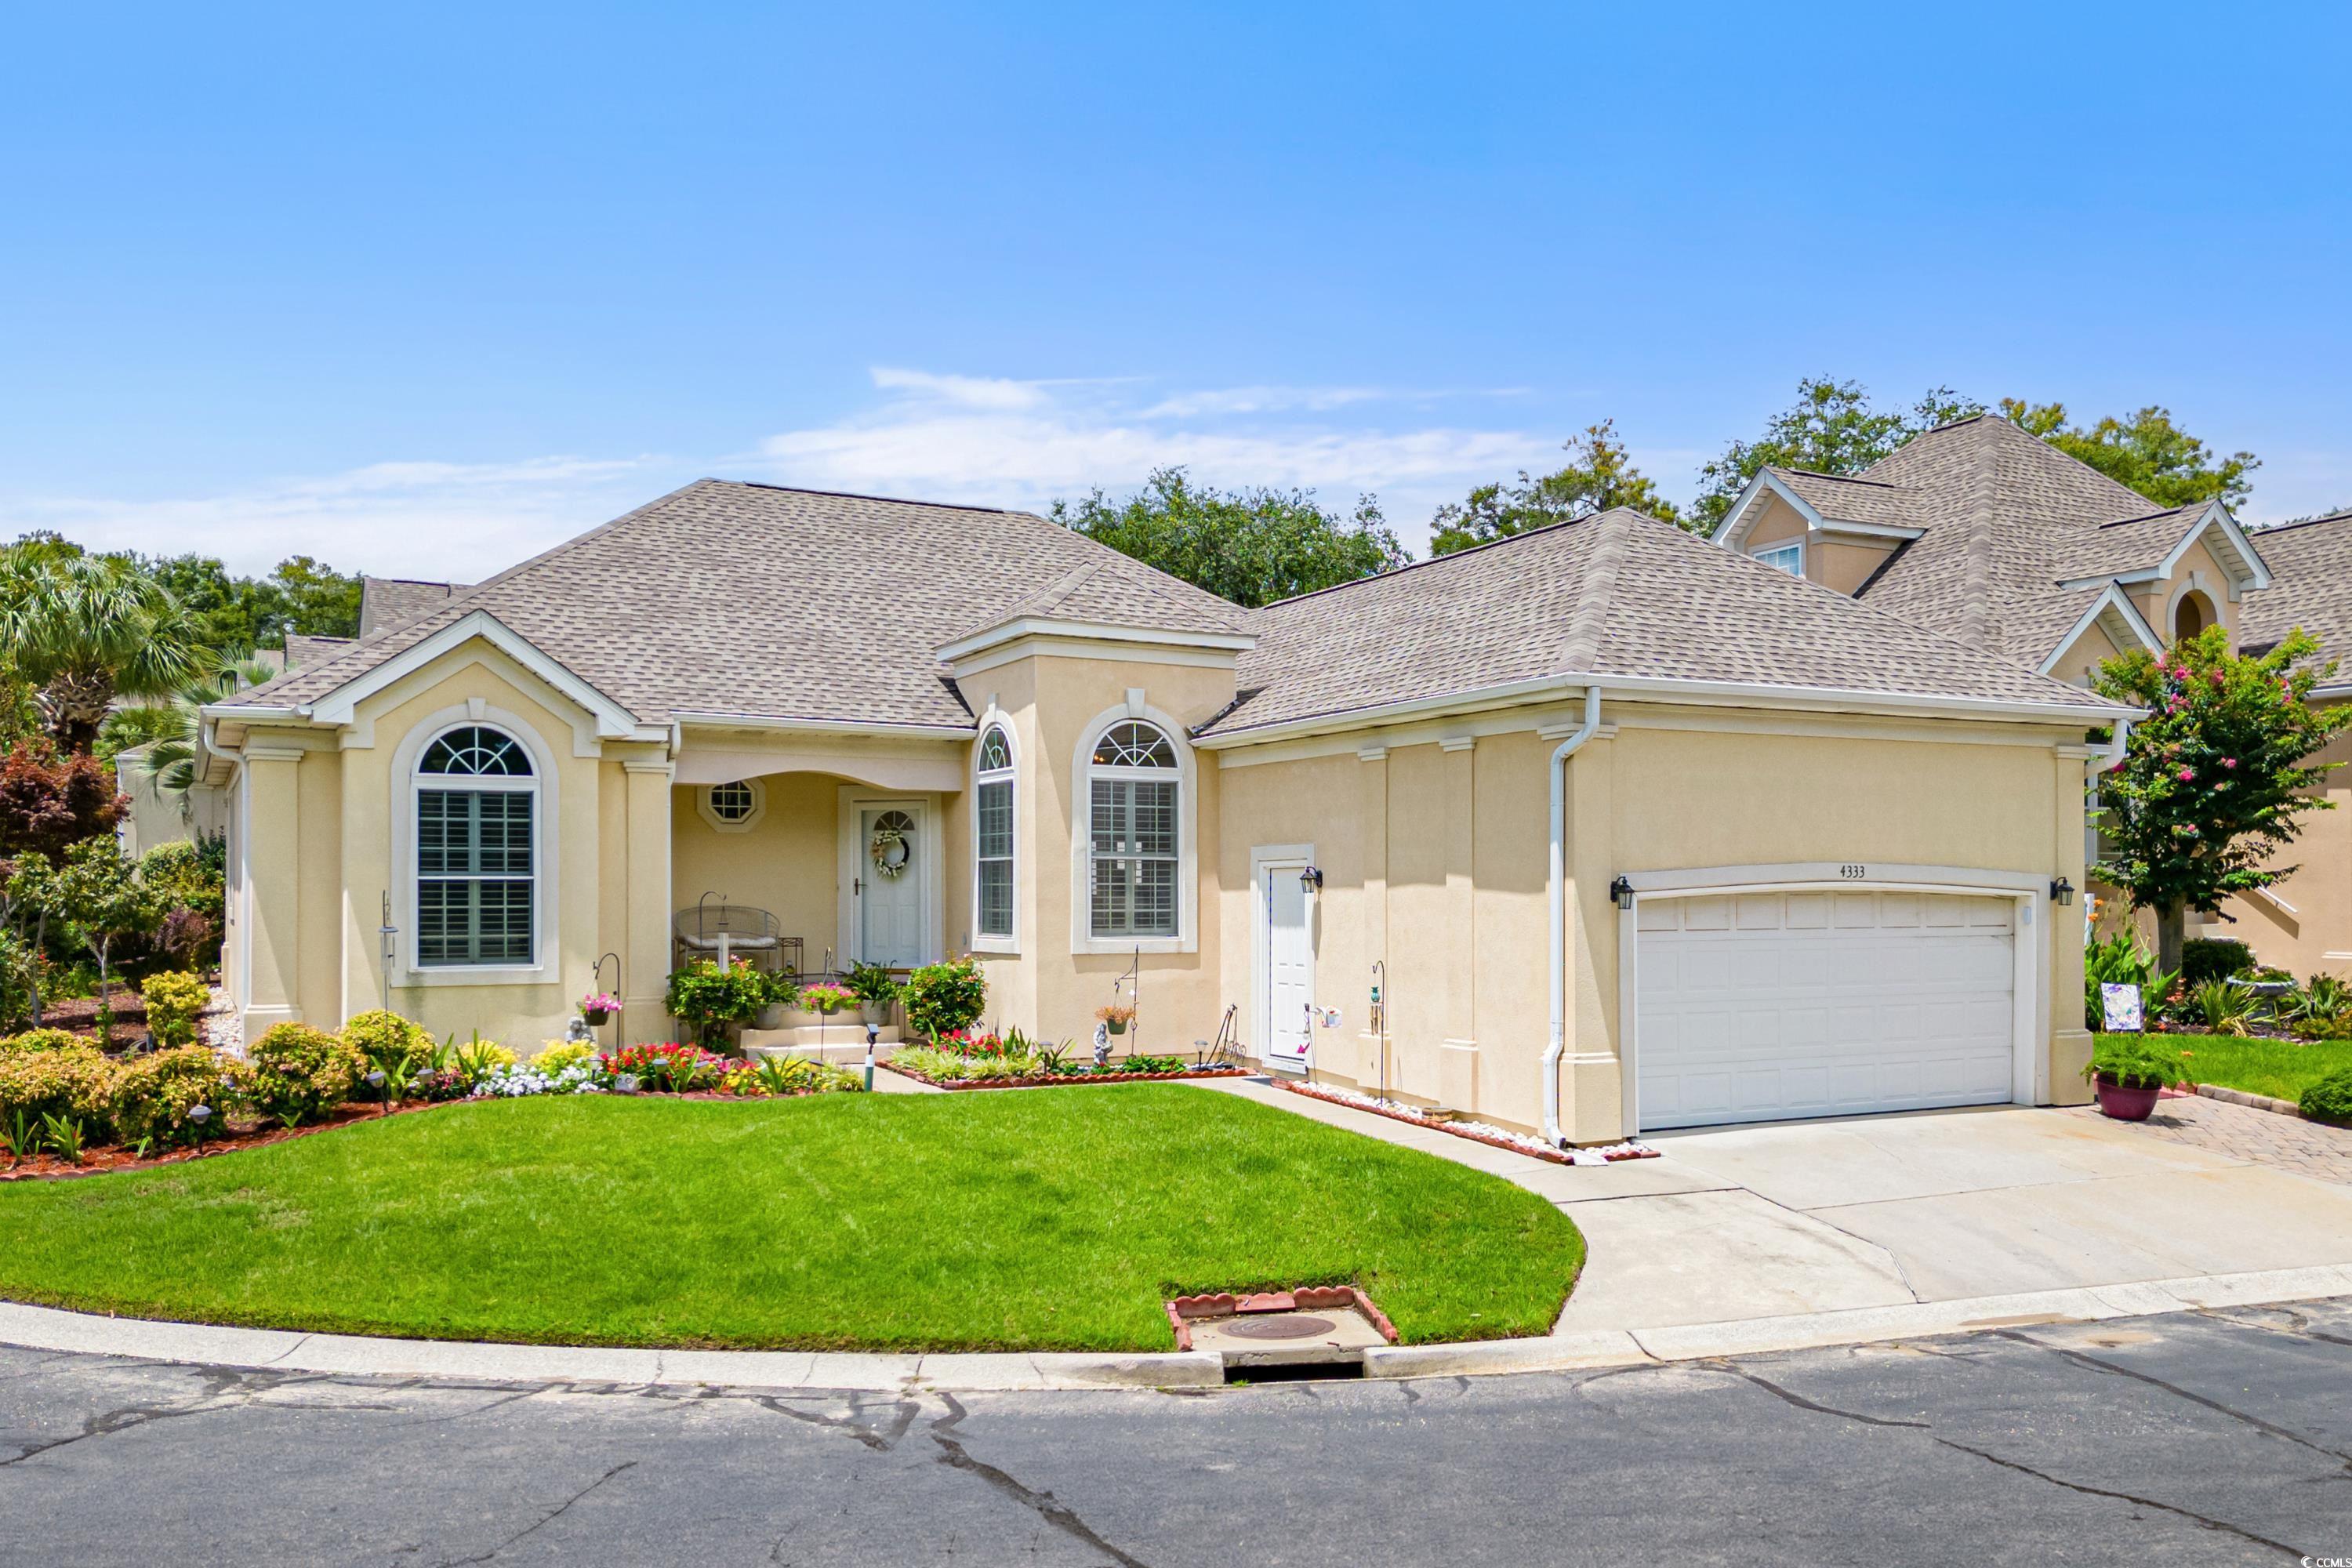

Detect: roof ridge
[1956, 428, 2001, 647]
[238, 477, 716, 706]
[2092, 501, 2205, 530]
[1773, 466, 1909, 489]
[1259, 511, 1598, 612]
[1555, 509, 1635, 674]
[2252, 509, 2352, 537]
[728, 479, 1023, 515]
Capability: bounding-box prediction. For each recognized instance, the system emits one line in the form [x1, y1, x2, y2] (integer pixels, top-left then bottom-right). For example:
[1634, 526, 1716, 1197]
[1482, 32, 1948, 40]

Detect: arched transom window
[415, 724, 536, 966]
[1087, 721, 1178, 938]
[975, 725, 1015, 940]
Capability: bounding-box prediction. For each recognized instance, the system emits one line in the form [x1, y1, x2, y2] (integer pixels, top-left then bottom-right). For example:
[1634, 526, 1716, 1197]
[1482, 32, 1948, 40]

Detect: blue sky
[5, 2, 2350, 577]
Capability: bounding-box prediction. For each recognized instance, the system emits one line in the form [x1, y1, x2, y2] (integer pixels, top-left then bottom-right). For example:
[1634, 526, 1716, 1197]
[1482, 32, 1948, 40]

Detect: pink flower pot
[2094, 1078, 2161, 1121]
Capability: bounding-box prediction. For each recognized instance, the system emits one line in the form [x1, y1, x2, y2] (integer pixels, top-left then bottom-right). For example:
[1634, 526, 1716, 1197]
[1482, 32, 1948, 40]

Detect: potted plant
[845, 962, 899, 1027]
[754, 970, 798, 1030]
[2082, 1036, 2183, 1121]
[578, 990, 622, 1028]
[662, 957, 768, 1049]
[1095, 1003, 1135, 1036]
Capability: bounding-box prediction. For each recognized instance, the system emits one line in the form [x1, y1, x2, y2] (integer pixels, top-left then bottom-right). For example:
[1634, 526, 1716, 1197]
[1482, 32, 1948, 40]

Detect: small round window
[710, 782, 756, 822]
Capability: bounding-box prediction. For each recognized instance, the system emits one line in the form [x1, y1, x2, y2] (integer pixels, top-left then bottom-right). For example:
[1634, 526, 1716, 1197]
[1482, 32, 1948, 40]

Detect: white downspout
[2089, 715, 2133, 778]
[1543, 685, 1604, 1149]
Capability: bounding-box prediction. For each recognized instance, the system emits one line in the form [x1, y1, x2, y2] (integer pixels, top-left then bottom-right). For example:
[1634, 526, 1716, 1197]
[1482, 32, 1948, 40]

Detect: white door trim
[1615, 863, 2043, 1135]
[835, 786, 942, 972]
[1250, 843, 1315, 1073]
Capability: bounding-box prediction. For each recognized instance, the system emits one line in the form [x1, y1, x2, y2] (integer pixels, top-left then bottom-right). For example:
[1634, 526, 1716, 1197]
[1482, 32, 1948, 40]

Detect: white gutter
[670, 710, 976, 739]
[1543, 686, 1604, 1149]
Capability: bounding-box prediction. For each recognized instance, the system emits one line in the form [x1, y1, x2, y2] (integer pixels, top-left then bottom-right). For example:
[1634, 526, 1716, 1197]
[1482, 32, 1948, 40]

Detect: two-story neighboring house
[1713, 412, 2352, 975]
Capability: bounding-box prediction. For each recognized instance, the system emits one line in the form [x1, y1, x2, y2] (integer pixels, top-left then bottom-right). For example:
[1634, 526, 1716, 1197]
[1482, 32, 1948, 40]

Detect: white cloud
[757, 372, 1561, 538]
[4, 455, 672, 579]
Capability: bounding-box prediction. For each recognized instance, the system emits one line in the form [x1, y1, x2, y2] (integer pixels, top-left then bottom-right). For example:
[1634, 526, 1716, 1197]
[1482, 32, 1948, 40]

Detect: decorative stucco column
[2050, 745, 2098, 1104]
[1562, 722, 1624, 1144]
[1438, 735, 1479, 1109]
[1356, 742, 1388, 1089]
[238, 744, 307, 1040]
[621, 754, 675, 1043]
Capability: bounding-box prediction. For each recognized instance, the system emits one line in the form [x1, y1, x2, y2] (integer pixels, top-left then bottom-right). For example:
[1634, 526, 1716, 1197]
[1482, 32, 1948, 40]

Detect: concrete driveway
[1548, 1102, 2352, 1330]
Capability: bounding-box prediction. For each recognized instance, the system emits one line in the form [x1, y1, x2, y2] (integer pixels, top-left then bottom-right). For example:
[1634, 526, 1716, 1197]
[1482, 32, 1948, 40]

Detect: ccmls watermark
[2303, 1556, 2352, 1566]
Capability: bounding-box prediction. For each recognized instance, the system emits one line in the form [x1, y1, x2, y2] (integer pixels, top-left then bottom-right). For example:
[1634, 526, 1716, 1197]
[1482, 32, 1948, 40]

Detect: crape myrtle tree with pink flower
[2092, 626, 2352, 972]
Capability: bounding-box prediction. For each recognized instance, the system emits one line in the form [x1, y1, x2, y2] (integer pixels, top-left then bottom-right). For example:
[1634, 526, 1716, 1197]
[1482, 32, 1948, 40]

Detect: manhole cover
[1218, 1314, 1336, 1341]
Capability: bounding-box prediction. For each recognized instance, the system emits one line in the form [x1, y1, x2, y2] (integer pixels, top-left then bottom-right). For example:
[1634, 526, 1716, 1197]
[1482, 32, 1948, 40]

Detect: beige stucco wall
[670, 772, 840, 974]
[963, 648, 1232, 1051]
[1214, 706, 2094, 1140]
[2219, 715, 2352, 978]
[2129, 534, 2238, 644]
[2045, 617, 2125, 691]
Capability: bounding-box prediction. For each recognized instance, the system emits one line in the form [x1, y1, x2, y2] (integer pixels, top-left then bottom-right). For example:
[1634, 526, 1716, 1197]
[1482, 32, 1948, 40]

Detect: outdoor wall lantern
[1298, 865, 1324, 895]
[1610, 876, 1635, 910]
[2050, 877, 2076, 906]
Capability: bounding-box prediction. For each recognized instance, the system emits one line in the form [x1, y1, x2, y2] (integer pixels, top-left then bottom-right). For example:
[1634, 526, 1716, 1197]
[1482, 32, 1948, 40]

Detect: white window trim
[1752, 539, 1805, 576]
[1070, 699, 1198, 955]
[696, 776, 768, 833]
[390, 706, 559, 986]
[971, 713, 1018, 953]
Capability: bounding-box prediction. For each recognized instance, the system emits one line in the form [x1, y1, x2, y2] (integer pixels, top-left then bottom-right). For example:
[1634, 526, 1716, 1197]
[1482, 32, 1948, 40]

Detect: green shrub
[0, 1028, 84, 1058]
[2083, 1035, 2183, 1092]
[114, 1047, 246, 1148]
[2302, 1069, 2352, 1127]
[2299, 1013, 2352, 1042]
[2084, 933, 2176, 1031]
[0, 1040, 118, 1142]
[902, 957, 986, 1039]
[2189, 979, 2255, 1036]
[247, 1022, 364, 1126]
[340, 1010, 436, 1074]
[2180, 938, 2254, 985]
[0, 931, 35, 1034]
[531, 1040, 594, 1073]
[140, 970, 211, 1047]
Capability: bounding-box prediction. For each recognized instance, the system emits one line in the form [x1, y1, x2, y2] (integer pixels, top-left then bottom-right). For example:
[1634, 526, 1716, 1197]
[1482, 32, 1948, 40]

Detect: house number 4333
[1838, 864, 1867, 880]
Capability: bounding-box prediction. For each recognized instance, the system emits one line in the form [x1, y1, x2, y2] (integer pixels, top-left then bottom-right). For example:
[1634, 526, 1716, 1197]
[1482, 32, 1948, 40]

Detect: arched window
[975, 725, 1015, 942]
[415, 724, 536, 966]
[2174, 590, 2212, 641]
[1087, 720, 1179, 938]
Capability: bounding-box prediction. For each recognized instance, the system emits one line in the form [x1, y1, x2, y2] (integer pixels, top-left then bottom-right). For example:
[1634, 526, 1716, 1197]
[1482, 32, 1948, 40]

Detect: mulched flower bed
[1278, 1080, 1660, 1166]
[882, 1062, 1253, 1091]
[25, 994, 151, 1043]
[0, 1099, 451, 1183]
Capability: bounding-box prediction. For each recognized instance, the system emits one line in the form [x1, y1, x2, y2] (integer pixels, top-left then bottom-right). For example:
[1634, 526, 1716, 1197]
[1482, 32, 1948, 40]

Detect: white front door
[856, 807, 924, 968]
[1262, 863, 1314, 1069]
[1635, 889, 2019, 1130]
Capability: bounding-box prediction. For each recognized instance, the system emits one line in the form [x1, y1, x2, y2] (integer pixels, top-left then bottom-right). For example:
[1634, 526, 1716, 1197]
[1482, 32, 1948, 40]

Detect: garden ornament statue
[564, 1011, 594, 1044]
[1092, 1022, 1111, 1068]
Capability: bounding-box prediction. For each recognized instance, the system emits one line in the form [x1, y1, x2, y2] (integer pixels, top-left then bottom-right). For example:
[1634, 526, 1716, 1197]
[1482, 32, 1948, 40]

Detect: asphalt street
[4, 1298, 2350, 1566]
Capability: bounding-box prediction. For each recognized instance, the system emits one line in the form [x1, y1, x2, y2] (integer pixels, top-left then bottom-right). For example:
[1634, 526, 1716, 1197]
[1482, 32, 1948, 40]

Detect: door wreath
[869, 811, 914, 880]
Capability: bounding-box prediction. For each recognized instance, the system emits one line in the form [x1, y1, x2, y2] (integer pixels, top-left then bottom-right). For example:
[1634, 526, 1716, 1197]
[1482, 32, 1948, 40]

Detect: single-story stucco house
[199, 477, 2135, 1142]
[1711, 412, 2352, 976]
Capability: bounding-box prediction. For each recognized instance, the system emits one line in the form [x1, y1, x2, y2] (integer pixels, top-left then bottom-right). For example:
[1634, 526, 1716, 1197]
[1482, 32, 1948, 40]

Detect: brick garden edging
[880, 1064, 1252, 1091]
[2186, 1082, 2311, 1120]
[1276, 1080, 1660, 1165]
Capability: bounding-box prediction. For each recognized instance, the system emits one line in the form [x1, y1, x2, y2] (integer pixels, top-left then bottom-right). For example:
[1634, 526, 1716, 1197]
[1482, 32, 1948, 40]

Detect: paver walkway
[2067, 1091, 2352, 1185]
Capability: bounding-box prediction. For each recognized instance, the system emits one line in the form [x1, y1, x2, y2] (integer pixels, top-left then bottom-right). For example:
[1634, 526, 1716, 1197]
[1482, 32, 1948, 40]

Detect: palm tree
[0, 546, 208, 752]
[143, 655, 281, 804]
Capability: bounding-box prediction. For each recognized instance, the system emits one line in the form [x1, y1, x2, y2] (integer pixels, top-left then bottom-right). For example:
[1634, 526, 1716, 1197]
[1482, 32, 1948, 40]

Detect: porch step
[742, 1025, 901, 1062]
[744, 1040, 902, 1068]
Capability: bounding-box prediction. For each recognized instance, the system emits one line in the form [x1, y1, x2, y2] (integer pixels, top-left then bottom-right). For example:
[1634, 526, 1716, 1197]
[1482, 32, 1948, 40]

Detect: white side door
[1262, 864, 1314, 1069]
[857, 807, 924, 968]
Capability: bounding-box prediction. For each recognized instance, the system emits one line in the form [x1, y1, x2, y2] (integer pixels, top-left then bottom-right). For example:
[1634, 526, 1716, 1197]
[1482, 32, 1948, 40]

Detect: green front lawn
[2101, 1032, 2352, 1103]
[0, 1087, 1583, 1353]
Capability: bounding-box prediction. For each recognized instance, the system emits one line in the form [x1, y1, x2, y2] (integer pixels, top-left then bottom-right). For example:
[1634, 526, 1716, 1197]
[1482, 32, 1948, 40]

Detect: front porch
[666, 723, 971, 1054]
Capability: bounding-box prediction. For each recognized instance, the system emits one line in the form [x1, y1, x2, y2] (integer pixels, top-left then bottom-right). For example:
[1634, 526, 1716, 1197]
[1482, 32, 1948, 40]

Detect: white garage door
[1636, 890, 2017, 1130]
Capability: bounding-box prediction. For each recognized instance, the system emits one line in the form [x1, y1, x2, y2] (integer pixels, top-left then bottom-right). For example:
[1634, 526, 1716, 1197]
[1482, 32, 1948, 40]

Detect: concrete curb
[7, 1264, 2349, 1391]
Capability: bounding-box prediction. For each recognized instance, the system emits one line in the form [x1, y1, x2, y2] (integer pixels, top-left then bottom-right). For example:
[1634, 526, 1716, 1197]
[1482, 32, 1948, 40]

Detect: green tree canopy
[1996, 399, 2258, 510]
[1050, 467, 1408, 608]
[2092, 626, 2351, 970]
[0, 545, 208, 753]
[1692, 378, 1980, 530]
[141, 552, 364, 652]
[1429, 419, 1684, 555]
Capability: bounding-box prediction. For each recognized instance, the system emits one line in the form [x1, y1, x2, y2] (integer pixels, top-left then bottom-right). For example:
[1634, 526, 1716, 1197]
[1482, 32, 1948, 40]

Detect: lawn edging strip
[9, 1265, 2345, 1392]
[1276, 1079, 1658, 1166]
[879, 1062, 1251, 1091]
[2185, 1082, 2310, 1120]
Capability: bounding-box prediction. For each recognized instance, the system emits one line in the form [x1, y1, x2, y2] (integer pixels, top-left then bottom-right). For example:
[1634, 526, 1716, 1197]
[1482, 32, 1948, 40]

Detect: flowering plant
[799, 982, 856, 1015]
[603, 1042, 729, 1093]
[578, 992, 622, 1018]
[471, 1061, 607, 1098]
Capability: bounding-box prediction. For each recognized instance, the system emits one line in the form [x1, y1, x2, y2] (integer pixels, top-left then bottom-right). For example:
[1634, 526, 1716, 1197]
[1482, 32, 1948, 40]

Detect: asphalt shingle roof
[242, 481, 1252, 730]
[359, 578, 470, 637]
[1201, 509, 2124, 737]
[2242, 512, 2352, 677]
[1766, 469, 1928, 530]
